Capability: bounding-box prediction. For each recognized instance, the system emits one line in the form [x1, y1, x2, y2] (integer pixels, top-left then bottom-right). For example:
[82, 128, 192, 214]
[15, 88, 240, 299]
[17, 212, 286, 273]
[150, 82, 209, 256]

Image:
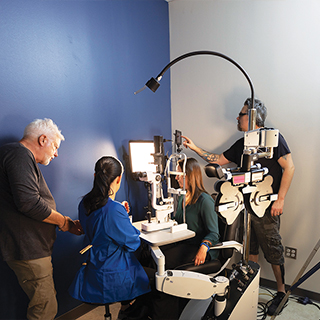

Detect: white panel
[169, 0, 320, 294]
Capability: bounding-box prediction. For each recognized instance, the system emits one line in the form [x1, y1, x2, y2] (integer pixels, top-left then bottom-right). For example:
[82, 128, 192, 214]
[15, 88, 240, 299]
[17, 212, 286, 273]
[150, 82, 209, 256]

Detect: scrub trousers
[7, 256, 57, 320]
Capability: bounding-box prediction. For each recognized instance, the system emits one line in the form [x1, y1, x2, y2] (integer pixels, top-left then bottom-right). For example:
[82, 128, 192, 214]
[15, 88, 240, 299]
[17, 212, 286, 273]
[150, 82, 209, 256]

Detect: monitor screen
[129, 140, 157, 175]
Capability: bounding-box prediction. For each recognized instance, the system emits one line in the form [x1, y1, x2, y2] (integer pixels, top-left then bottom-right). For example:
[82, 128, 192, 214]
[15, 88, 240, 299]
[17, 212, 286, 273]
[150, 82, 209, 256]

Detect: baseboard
[55, 303, 98, 320]
[260, 277, 320, 303]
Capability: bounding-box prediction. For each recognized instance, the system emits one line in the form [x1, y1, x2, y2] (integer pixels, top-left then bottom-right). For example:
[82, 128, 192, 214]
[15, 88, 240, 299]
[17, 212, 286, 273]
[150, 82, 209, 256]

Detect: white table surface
[133, 220, 195, 247]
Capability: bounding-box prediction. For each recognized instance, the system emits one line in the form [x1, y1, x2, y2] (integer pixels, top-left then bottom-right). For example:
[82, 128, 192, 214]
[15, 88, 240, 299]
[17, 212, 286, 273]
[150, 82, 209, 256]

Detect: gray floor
[258, 287, 320, 320]
[76, 302, 120, 320]
[76, 287, 320, 320]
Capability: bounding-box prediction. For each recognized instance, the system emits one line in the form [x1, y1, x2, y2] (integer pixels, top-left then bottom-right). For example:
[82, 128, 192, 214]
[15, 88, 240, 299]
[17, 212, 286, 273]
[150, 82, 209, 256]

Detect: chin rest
[175, 213, 241, 275]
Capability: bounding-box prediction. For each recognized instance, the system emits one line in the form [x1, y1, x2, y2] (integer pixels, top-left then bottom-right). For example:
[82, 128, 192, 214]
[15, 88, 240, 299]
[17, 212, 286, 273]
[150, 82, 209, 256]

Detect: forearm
[202, 230, 220, 248]
[277, 153, 295, 201]
[183, 135, 229, 165]
[277, 166, 295, 201]
[194, 243, 209, 265]
[199, 198, 220, 246]
[42, 209, 68, 230]
[271, 154, 295, 215]
[43, 209, 84, 235]
[195, 147, 221, 164]
[109, 207, 141, 251]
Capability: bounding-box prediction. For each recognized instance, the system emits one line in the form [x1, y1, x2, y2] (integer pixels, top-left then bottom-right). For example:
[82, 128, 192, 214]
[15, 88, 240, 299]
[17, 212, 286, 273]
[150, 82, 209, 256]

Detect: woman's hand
[193, 245, 208, 266]
[122, 201, 130, 213]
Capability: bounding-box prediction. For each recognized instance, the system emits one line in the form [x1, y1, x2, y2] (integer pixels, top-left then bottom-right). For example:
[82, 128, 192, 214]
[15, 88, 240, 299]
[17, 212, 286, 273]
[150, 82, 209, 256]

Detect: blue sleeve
[105, 202, 141, 252]
[200, 195, 220, 246]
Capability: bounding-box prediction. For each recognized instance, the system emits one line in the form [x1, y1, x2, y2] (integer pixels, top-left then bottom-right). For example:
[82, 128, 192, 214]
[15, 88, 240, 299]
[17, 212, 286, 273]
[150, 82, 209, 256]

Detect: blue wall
[0, 0, 171, 318]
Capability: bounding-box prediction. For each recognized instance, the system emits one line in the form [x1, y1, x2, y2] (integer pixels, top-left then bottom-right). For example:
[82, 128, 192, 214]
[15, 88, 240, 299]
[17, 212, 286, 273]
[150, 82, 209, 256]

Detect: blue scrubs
[69, 198, 150, 304]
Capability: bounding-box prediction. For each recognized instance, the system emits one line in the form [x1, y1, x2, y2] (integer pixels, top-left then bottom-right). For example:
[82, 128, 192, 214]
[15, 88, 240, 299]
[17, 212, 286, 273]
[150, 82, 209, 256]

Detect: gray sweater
[0, 143, 57, 261]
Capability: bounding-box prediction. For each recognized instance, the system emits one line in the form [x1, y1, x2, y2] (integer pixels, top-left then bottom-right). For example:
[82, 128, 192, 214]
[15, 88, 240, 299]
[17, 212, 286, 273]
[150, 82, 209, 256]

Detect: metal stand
[242, 209, 251, 265]
[271, 238, 320, 319]
[104, 304, 111, 320]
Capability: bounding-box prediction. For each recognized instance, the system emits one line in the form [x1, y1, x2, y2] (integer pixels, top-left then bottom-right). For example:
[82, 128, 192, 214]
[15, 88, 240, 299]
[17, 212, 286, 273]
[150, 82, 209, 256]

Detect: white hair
[23, 118, 65, 141]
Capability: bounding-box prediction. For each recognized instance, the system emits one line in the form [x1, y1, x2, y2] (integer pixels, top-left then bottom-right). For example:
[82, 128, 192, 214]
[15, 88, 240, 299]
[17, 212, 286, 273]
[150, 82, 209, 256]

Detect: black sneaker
[267, 291, 287, 316]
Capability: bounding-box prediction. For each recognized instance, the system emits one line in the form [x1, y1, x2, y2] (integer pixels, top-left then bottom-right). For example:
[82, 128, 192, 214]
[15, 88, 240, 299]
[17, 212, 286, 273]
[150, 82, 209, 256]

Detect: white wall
[169, 0, 320, 294]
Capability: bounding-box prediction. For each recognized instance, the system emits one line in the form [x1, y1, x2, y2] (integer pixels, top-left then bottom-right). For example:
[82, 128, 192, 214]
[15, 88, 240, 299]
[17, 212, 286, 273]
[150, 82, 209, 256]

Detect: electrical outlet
[285, 246, 297, 259]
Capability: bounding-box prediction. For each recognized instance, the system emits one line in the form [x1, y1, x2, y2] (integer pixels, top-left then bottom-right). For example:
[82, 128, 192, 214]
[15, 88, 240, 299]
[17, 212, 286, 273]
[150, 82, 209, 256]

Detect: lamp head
[146, 77, 160, 92]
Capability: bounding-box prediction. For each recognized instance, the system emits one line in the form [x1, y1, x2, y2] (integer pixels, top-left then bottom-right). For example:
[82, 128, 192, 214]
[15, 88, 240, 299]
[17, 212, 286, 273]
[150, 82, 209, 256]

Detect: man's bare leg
[249, 254, 258, 263]
[272, 264, 286, 293]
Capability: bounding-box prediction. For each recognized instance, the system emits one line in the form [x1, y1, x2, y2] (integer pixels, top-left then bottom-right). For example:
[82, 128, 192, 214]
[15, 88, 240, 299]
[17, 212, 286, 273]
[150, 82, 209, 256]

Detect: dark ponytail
[83, 156, 123, 215]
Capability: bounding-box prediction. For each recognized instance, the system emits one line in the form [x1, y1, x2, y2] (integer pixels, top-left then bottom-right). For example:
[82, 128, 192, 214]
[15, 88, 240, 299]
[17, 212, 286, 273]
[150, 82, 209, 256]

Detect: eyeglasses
[238, 112, 248, 117]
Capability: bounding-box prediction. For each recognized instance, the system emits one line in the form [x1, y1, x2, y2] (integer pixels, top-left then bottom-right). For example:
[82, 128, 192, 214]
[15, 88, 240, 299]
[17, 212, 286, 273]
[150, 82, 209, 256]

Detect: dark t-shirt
[0, 142, 57, 261]
[223, 132, 291, 194]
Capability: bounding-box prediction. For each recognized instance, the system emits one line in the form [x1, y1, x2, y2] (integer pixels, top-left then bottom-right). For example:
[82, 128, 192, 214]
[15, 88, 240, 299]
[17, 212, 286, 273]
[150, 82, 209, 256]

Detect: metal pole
[243, 207, 251, 265]
[271, 238, 320, 319]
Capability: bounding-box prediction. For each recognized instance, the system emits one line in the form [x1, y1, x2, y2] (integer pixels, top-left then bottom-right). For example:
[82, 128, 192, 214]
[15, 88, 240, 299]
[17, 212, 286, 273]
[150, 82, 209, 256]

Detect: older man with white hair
[0, 118, 83, 320]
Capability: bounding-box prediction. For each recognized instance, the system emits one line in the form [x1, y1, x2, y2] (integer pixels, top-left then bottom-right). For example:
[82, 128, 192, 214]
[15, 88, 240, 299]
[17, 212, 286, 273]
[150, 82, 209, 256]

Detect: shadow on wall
[0, 261, 28, 320]
[0, 136, 29, 319]
[0, 136, 20, 146]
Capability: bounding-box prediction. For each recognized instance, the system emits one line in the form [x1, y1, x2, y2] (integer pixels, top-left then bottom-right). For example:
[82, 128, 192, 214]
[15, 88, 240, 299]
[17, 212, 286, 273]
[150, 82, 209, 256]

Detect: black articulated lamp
[135, 50, 256, 131]
[135, 50, 258, 264]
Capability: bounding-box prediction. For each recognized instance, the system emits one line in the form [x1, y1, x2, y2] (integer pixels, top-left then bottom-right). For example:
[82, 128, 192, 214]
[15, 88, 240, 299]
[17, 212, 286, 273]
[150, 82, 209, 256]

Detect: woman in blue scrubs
[69, 156, 150, 309]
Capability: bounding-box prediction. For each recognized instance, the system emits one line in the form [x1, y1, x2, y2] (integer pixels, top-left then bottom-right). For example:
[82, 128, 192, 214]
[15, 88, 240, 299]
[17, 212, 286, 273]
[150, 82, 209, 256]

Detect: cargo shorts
[249, 208, 285, 265]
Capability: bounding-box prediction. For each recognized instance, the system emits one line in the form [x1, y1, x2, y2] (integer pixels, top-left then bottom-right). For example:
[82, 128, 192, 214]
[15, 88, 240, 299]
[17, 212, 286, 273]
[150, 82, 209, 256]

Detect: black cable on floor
[258, 287, 320, 320]
[256, 301, 268, 320]
[257, 288, 289, 320]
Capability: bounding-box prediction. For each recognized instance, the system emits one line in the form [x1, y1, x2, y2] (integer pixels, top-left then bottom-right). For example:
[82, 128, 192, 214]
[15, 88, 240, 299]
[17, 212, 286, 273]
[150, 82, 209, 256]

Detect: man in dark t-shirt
[182, 98, 295, 316]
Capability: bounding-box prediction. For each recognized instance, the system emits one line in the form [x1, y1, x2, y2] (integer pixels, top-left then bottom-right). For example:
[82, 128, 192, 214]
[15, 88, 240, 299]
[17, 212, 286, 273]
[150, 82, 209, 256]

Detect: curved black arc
[156, 50, 254, 108]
